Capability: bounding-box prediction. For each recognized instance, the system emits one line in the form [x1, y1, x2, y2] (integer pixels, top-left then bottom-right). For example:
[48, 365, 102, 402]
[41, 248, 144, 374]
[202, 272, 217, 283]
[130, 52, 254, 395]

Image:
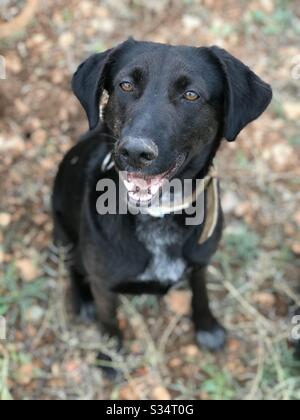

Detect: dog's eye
[183, 91, 199, 101]
[120, 81, 134, 92]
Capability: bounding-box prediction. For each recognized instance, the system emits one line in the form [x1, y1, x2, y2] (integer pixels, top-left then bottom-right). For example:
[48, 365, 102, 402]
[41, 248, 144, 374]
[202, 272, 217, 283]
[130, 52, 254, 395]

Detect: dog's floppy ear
[72, 49, 112, 130]
[72, 39, 135, 131]
[209, 46, 272, 141]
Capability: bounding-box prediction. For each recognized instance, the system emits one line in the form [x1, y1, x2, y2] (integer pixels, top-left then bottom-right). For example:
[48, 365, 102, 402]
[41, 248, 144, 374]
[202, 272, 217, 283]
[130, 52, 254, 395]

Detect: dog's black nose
[119, 137, 158, 169]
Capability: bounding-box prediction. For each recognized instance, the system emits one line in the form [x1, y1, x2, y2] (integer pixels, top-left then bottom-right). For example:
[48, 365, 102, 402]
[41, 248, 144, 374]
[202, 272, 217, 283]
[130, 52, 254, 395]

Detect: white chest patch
[136, 215, 187, 284]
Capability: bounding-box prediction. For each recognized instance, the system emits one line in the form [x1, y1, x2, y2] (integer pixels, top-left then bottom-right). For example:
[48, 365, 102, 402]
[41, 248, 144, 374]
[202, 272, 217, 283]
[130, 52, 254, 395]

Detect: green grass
[200, 364, 236, 400]
[288, 135, 300, 147]
[0, 262, 47, 322]
[91, 41, 109, 54]
[270, 99, 286, 120]
[234, 150, 251, 169]
[216, 223, 260, 269]
[260, 343, 300, 400]
[247, 3, 296, 36]
[62, 8, 74, 23]
[210, 22, 235, 38]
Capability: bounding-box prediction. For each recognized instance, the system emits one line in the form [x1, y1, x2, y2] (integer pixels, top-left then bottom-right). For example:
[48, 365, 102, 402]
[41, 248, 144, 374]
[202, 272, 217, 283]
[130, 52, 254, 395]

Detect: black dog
[294, 308, 300, 360]
[53, 39, 272, 371]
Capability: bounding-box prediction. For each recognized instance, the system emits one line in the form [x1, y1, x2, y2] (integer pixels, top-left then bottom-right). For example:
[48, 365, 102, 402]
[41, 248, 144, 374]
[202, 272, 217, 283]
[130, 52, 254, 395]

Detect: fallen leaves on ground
[165, 290, 191, 316]
[16, 258, 39, 282]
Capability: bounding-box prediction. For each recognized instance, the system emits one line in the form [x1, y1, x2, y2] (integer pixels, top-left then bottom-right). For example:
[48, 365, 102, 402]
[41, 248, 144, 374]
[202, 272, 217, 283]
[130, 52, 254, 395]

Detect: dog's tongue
[123, 172, 166, 202]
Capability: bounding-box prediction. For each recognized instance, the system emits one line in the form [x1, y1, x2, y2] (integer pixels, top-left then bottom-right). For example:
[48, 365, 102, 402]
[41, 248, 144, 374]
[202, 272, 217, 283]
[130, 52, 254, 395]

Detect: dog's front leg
[90, 280, 123, 379]
[190, 266, 226, 351]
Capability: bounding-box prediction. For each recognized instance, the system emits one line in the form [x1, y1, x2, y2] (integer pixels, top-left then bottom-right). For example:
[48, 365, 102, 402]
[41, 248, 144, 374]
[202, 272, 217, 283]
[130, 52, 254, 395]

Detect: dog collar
[101, 153, 219, 245]
[145, 166, 219, 245]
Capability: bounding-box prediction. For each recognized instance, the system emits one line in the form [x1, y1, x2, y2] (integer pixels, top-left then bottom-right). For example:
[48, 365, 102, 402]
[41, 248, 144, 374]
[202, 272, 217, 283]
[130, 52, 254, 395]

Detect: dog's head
[72, 39, 272, 204]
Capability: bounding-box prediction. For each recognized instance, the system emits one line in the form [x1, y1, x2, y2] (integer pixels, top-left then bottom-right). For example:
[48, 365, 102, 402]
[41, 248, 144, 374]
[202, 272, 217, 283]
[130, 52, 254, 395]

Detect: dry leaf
[119, 383, 140, 400]
[168, 357, 182, 368]
[0, 213, 11, 227]
[284, 223, 295, 236]
[0, 0, 39, 39]
[227, 338, 242, 353]
[152, 386, 171, 401]
[252, 292, 276, 308]
[199, 391, 210, 400]
[165, 290, 191, 316]
[294, 211, 300, 227]
[15, 98, 29, 115]
[2, 136, 25, 154]
[64, 360, 81, 373]
[48, 378, 67, 389]
[234, 201, 253, 219]
[181, 345, 200, 358]
[59, 32, 75, 48]
[24, 305, 44, 323]
[31, 129, 47, 145]
[283, 102, 300, 120]
[262, 141, 297, 171]
[17, 363, 35, 386]
[222, 191, 240, 214]
[6, 53, 22, 74]
[51, 70, 65, 85]
[16, 258, 39, 282]
[292, 242, 300, 255]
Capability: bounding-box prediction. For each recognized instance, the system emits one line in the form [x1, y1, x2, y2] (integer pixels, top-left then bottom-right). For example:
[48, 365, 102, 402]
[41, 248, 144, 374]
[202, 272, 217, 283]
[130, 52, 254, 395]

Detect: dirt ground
[0, 0, 299, 400]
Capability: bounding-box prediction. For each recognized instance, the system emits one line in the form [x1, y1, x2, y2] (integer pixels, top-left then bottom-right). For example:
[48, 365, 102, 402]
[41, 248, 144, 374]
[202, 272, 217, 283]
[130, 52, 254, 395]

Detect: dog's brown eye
[183, 91, 199, 101]
[120, 82, 134, 92]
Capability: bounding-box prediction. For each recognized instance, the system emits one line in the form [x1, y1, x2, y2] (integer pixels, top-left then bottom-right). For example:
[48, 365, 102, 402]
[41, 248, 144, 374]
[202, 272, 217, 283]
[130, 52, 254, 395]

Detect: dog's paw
[96, 352, 122, 381]
[196, 324, 227, 352]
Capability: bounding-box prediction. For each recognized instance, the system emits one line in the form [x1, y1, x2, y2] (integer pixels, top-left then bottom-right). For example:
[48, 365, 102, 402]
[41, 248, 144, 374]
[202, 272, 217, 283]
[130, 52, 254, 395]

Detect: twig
[223, 280, 273, 332]
[0, 0, 39, 39]
[0, 344, 12, 400]
[274, 281, 300, 307]
[158, 314, 181, 356]
[244, 339, 265, 400]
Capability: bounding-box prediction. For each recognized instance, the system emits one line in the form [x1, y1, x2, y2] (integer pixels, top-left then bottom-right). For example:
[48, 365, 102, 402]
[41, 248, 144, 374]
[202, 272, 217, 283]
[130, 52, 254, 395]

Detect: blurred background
[0, 0, 299, 400]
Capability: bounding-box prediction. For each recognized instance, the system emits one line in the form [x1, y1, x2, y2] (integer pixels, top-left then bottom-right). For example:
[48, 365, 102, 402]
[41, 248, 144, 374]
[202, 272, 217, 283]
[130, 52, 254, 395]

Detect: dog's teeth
[140, 193, 152, 202]
[124, 180, 134, 191]
[150, 184, 161, 196]
[128, 191, 136, 201]
[143, 191, 153, 201]
[128, 190, 153, 204]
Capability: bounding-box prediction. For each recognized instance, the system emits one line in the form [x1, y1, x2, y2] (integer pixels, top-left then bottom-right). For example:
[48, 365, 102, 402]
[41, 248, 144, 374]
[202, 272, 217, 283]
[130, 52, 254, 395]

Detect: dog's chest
[135, 215, 187, 283]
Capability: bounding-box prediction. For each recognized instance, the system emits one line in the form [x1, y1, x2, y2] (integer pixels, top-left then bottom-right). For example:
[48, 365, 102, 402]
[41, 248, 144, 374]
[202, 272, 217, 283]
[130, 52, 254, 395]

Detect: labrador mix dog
[53, 39, 272, 375]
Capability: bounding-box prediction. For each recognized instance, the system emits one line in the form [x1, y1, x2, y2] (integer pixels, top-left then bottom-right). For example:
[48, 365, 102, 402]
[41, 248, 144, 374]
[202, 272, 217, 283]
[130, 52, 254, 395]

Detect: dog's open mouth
[119, 155, 186, 206]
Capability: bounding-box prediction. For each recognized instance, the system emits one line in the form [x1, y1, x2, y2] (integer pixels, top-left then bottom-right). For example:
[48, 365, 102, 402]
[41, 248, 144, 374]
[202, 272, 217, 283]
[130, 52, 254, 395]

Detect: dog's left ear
[72, 38, 135, 131]
[209, 46, 272, 141]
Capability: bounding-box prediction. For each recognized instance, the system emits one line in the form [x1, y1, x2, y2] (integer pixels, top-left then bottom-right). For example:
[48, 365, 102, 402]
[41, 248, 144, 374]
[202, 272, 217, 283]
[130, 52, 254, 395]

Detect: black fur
[53, 39, 272, 376]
